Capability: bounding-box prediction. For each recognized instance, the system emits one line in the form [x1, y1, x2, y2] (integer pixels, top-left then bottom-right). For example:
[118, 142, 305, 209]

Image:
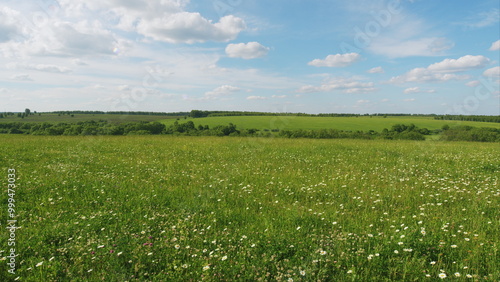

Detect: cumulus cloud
[427, 55, 490, 73]
[246, 96, 267, 100]
[390, 55, 489, 83]
[137, 13, 246, 43]
[367, 66, 384, 74]
[204, 85, 240, 99]
[297, 77, 375, 94]
[308, 53, 360, 67]
[489, 40, 500, 51]
[483, 66, 500, 78]
[225, 42, 269, 59]
[0, 7, 22, 43]
[403, 87, 435, 94]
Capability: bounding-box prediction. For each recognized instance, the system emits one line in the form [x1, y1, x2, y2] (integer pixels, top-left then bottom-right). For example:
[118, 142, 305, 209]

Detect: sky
[1, 0, 499, 114]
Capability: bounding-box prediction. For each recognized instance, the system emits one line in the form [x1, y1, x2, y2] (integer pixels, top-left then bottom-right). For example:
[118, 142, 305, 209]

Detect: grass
[159, 116, 500, 132]
[0, 135, 498, 281]
[0, 114, 179, 124]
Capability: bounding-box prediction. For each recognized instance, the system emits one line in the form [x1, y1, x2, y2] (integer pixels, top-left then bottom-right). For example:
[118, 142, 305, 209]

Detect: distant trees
[0, 119, 498, 142]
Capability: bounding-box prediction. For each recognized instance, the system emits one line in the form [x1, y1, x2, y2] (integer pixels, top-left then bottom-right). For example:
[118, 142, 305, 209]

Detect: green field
[1, 135, 498, 281]
[0, 114, 178, 124]
[160, 116, 500, 132]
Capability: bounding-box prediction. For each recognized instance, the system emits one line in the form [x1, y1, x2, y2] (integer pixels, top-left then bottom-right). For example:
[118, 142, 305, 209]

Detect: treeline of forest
[50, 111, 191, 116]
[189, 110, 443, 118]
[279, 124, 432, 141]
[1, 120, 499, 142]
[434, 115, 500, 123]
[439, 125, 500, 142]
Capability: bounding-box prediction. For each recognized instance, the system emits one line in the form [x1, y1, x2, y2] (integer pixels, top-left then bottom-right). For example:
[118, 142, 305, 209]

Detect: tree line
[434, 115, 500, 123]
[1, 120, 498, 142]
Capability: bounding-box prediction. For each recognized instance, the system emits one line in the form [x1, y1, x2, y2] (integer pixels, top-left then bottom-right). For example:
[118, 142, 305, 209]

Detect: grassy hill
[160, 115, 500, 132]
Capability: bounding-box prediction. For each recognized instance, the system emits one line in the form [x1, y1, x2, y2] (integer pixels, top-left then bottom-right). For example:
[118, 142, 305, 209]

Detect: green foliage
[440, 126, 500, 142]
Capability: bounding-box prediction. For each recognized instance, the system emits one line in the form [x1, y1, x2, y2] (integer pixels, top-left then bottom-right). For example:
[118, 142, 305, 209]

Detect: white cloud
[389, 55, 488, 84]
[297, 77, 375, 94]
[225, 42, 269, 59]
[367, 66, 384, 74]
[427, 55, 490, 73]
[10, 63, 72, 74]
[10, 74, 33, 81]
[466, 80, 480, 87]
[403, 87, 420, 94]
[0, 7, 22, 43]
[369, 37, 455, 58]
[403, 87, 435, 94]
[246, 96, 267, 100]
[272, 95, 287, 98]
[357, 99, 370, 104]
[404, 98, 416, 102]
[460, 9, 499, 29]
[489, 40, 500, 51]
[137, 13, 246, 44]
[483, 66, 500, 78]
[308, 53, 360, 67]
[204, 85, 240, 99]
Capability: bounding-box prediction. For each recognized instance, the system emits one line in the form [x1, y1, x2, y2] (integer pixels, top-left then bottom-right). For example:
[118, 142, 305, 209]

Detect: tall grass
[0, 135, 498, 281]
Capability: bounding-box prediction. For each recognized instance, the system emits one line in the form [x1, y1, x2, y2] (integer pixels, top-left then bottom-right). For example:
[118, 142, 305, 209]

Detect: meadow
[159, 115, 500, 132]
[0, 135, 498, 281]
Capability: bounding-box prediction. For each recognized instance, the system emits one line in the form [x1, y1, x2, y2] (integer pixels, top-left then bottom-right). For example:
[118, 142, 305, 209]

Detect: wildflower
[320, 250, 327, 255]
[49, 257, 55, 261]
[88, 269, 93, 272]
[117, 252, 123, 256]
[36, 262, 43, 267]
[464, 238, 470, 241]
[97, 245, 105, 248]
[300, 270, 306, 276]
[430, 261, 436, 265]
[147, 252, 153, 256]
[347, 270, 353, 274]
[109, 250, 114, 253]
[454, 272, 460, 277]
[203, 265, 210, 271]
[466, 274, 472, 278]
[182, 264, 188, 268]
[221, 255, 228, 261]
[439, 273, 447, 279]
[174, 245, 180, 249]
[296, 226, 301, 230]
[451, 245, 457, 248]
[394, 250, 399, 254]
[287, 278, 293, 282]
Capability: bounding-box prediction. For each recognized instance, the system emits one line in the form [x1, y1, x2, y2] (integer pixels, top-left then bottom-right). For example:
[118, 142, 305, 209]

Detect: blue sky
[1, 0, 499, 114]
